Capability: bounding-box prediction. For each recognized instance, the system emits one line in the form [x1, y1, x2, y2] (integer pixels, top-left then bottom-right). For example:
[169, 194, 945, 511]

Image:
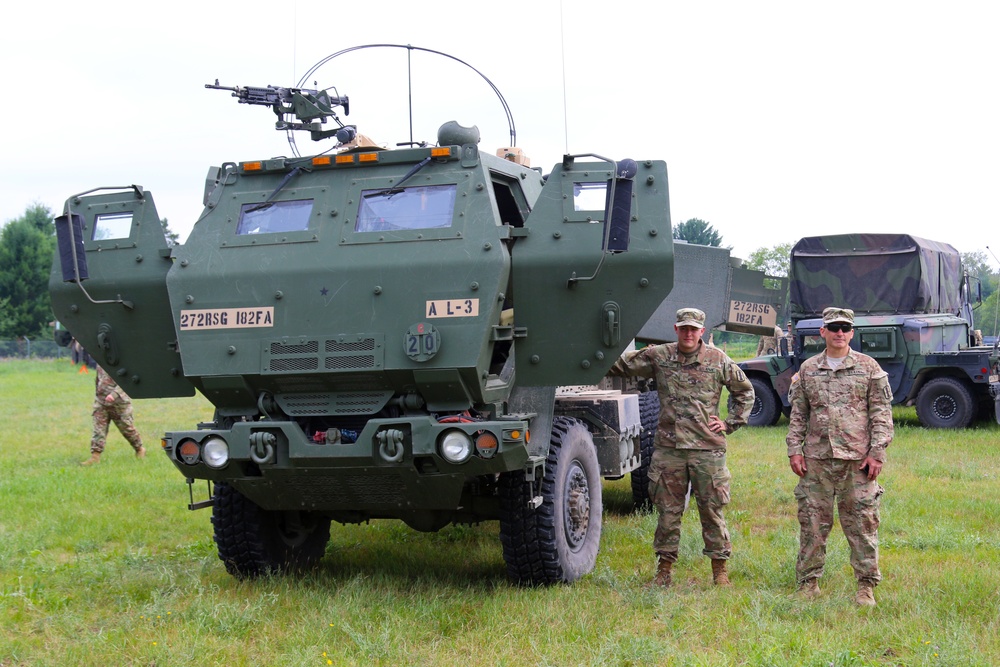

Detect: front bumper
[162, 415, 531, 513]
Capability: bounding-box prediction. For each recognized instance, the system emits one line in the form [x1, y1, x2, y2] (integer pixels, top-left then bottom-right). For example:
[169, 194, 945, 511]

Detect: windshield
[356, 184, 457, 232]
[237, 199, 314, 235]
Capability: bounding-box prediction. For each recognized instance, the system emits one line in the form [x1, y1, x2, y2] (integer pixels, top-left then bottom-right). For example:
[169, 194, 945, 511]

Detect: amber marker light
[430, 147, 452, 158]
[475, 431, 499, 459]
[358, 152, 379, 163]
[312, 156, 332, 166]
[177, 439, 200, 465]
[242, 161, 262, 172]
[335, 154, 354, 165]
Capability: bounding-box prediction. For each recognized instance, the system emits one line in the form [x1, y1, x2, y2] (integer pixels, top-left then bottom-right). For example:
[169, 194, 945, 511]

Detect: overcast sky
[3, 0, 997, 267]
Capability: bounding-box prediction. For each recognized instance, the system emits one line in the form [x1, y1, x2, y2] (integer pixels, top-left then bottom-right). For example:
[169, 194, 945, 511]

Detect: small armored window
[237, 199, 314, 235]
[572, 182, 606, 214]
[356, 184, 457, 232]
[490, 171, 530, 227]
[92, 212, 133, 240]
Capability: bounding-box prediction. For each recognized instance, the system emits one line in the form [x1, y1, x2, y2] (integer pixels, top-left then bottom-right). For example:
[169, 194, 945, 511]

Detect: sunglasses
[825, 323, 853, 333]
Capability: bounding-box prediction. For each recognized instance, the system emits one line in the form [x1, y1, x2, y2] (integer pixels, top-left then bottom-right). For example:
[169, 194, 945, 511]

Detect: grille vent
[265, 335, 383, 374]
[287, 476, 405, 507]
[275, 390, 393, 416]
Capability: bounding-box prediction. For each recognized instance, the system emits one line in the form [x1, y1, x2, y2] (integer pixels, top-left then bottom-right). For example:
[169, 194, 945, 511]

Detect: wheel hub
[564, 462, 591, 550]
[932, 395, 957, 419]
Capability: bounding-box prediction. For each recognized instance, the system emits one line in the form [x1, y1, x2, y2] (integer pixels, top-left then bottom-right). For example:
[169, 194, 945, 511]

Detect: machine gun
[206, 80, 355, 143]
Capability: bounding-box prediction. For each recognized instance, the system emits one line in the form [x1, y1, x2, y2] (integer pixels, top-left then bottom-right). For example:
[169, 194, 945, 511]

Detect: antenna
[560, 0, 569, 154]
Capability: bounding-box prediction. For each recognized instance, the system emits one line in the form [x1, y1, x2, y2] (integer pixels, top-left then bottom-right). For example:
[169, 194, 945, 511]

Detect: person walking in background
[755, 324, 785, 356]
[610, 307, 755, 588]
[81, 365, 146, 466]
[786, 307, 894, 607]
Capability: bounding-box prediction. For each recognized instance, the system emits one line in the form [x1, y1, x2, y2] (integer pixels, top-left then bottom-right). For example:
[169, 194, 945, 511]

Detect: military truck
[49, 46, 782, 585]
[739, 234, 1000, 429]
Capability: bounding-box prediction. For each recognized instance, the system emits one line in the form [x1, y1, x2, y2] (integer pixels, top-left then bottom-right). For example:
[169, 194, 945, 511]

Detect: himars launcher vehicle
[49, 46, 782, 584]
[740, 233, 1000, 429]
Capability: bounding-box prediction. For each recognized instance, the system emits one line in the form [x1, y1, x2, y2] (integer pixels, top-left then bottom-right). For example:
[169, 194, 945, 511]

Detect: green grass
[2, 358, 999, 666]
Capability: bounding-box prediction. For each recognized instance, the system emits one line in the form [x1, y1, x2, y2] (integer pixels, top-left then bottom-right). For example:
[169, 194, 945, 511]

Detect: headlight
[202, 436, 230, 469]
[438, 429, 472, 463]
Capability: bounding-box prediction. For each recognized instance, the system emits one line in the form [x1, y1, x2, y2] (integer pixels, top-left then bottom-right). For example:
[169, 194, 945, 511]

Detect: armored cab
[739, 233, 1000, 429]
[50, 56, 677, 584]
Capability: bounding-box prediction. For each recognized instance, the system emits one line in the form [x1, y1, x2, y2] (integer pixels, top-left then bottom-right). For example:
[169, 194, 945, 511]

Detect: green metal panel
[512, 158, 674, 385]
[49, 189, 192, 398]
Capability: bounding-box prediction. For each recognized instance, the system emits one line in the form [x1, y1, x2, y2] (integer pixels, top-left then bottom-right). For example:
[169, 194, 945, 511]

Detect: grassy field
[2, 358, 999, 666]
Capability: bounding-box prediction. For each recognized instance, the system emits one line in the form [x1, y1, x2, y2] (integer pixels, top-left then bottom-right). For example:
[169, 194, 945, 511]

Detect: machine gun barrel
[205, 81, 290, 106]
[205, 80, 348, 113]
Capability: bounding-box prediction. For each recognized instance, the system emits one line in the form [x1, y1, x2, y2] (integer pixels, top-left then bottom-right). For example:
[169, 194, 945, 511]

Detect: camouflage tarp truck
[739, 233, 1000, 429]
[49, 46, 703, 586]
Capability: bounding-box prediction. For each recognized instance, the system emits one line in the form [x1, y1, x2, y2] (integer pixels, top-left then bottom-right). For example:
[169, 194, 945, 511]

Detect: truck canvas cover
[790, 234, 962, 317]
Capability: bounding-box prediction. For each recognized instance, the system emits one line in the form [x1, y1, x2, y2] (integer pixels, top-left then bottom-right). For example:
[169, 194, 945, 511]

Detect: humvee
[740, 233, 1000, 429]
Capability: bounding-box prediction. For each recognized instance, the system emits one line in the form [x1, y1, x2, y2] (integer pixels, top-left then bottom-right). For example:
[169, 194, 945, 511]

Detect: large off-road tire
[744, 376, 781, 426]
[630, 391, 660, 510]
[915, 377, 976, 429]
[212, 481, 331, 579]
[498, 417, 602, 585]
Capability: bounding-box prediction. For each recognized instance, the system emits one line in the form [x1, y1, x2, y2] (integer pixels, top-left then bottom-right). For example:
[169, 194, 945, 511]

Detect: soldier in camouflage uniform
[610, 307, 755, 588]
[786, 307, 893, 607]
[80, 365, 146, 465]
[755, 325, 785, 357]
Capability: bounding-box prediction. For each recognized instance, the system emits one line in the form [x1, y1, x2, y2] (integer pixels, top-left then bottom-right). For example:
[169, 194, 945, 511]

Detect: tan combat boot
[796, 578, 821, 599]
[855, 582, 876, 607]
[80, 452, 101, 466]
[711, 559, 731, 586]
[645, 557, 673, 589]
[135, 446, 147, 459]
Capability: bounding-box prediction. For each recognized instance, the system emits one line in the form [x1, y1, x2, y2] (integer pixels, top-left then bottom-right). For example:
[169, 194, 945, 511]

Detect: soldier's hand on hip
[789, 454, 807, 477]
[707, 416, 726, 434]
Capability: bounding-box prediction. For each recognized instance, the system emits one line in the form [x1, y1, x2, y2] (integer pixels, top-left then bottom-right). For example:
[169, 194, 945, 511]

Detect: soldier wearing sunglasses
[786, 307, 894, 607]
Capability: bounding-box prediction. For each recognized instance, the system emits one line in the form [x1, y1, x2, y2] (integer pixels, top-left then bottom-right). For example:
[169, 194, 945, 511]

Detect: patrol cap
[676, 307, 706, 328]
[822, 307, 855, 326]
